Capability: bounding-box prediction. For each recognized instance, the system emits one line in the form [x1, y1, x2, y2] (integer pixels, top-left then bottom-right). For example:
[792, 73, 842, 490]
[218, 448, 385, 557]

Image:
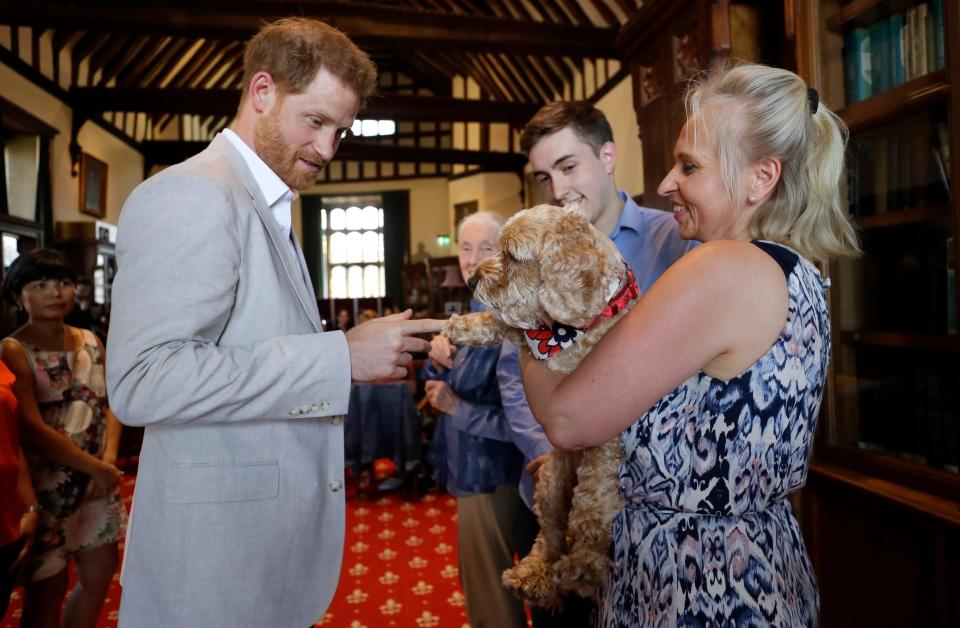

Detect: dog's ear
[500, 205, 565, 262]
[539, 211, 622, 326]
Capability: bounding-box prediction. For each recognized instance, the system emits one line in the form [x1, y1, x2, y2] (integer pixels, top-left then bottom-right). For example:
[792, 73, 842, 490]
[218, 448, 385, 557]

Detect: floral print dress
[597, 242, 829, 627]
[12, 329, 126, 582]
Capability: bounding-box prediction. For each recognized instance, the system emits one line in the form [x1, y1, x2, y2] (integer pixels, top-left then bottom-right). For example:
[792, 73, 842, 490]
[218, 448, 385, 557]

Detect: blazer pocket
[164, 460, 280, 504]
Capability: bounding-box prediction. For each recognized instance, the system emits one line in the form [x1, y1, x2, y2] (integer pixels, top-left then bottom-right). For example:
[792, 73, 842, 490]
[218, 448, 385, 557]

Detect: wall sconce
[436, 234, 451, 248]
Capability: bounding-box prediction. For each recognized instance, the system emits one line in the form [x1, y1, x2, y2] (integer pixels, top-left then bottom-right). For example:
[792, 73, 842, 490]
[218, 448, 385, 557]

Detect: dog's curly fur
[442, 204, 631, 608]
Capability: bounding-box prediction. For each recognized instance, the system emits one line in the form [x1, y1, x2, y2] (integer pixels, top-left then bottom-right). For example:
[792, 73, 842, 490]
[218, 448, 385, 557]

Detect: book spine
[870, 21, 888, 93]
[917, 3, 929, 76]
[844, 31, 861, 104]
[855, 27, 873, 99]
[890, 14, 906, 87]
[932, 0, 945, 69]
[905, 7, 917, 80]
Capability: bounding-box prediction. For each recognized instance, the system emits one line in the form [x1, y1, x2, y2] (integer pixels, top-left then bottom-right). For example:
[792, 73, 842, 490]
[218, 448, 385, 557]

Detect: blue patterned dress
[598, 242, 829, 627]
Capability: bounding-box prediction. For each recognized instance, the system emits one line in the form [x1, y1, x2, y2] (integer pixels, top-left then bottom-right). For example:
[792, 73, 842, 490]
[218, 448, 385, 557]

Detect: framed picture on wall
[79, 153, 107, 218]
[453, 200, 478, 240]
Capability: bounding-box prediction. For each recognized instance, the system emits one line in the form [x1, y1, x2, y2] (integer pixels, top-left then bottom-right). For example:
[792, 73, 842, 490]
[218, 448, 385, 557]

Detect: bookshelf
[804, 0, 958, 485]
[796, 0, 960, 623]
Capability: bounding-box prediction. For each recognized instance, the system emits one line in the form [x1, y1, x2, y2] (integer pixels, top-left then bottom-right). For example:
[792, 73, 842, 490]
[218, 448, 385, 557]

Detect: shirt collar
[608, 190, 643, 239]
[222, 129, 292, 208]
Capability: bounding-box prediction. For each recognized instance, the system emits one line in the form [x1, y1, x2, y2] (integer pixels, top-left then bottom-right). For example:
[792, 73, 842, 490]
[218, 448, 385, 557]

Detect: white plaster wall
[0, 60, 144, 227]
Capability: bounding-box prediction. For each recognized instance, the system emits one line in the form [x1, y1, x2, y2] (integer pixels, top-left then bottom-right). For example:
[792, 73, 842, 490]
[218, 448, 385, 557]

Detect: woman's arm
[13, 449, 39, 570]
[1, 339, 122, 487]
[93, 335, 122, 465]
[521, 240, 789, 450]
[102, 408, 122, 465]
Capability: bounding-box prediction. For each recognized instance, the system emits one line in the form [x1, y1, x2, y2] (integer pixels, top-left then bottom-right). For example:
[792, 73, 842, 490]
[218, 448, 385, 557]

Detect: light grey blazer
[107, 134, 351, 628]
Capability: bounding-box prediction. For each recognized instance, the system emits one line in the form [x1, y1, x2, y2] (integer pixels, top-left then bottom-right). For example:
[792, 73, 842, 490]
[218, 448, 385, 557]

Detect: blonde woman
[521, 63, 859, 626]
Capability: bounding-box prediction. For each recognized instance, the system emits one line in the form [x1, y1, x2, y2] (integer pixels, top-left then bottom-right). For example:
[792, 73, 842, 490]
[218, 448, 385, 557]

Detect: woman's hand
[11, 509, 39, 574]
[86, 459, 123, 500]
[424, 380, 461, 415]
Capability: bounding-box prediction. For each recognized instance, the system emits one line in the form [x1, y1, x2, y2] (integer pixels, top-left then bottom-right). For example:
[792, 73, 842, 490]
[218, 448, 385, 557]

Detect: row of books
[848, 118, 951, 218]
[842, 0, 946, 105]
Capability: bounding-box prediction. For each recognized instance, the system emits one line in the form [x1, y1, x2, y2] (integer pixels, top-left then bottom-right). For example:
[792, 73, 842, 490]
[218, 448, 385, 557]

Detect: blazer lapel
[211, 134, 321, 333]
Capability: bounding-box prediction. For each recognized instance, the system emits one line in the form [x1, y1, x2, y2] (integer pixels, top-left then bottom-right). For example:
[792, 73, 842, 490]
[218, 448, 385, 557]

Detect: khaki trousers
[457, 485, 527, 628]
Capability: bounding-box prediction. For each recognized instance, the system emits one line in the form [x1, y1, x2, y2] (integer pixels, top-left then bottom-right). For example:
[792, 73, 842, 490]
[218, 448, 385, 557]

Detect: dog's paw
[441, 311, 504, 345]
[502, 558, 562, 608]
[553, 550, 610, 600]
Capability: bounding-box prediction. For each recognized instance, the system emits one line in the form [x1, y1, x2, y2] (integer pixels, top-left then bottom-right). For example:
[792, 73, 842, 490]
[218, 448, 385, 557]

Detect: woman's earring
[748, 196, 756, 204]
[16, 303, 23, 312]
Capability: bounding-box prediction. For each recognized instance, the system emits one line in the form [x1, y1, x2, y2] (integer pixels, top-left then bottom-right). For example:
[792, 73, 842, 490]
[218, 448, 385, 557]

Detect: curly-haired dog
[442, 204, 640, 608]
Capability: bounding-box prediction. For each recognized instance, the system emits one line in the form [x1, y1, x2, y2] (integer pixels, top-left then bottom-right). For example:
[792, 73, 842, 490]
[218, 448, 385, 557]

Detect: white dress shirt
[222, 129, 296, 255]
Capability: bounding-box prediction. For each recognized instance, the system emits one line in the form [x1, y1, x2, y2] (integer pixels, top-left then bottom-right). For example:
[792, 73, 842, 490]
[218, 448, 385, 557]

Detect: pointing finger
[378, 309, 414, 322]
[396, 318, 445, 335]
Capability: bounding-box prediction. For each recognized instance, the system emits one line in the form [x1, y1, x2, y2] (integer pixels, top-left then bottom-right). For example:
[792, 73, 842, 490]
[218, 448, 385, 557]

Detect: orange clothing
[0, 362, 21, 545]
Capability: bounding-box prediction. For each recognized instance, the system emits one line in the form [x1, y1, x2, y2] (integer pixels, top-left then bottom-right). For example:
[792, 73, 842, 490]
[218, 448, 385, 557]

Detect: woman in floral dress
[521, 63, 860, 626]
[2, 249, 125, 628]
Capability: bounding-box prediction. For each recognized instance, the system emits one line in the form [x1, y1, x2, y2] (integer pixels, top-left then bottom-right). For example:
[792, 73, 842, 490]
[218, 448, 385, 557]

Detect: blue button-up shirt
[611, 191, 699, 293]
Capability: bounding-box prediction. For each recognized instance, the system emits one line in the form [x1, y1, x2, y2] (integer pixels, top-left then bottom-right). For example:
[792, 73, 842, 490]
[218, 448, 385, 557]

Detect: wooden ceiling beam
[70, 87, 539, 123]
[116, 36, 173, 88]
[526, 55, 564, 97]
[187, 43, 240, 89]
[471, 54, 521, 102]
[502, 54, 553, 103]
[609, 0, 637, 20]
[170, 40, 221, 88]
[87, 33, 130, 80]
[143, 38, 197, 88]
[96, 35, 153, 87]
[484, 52, 531, 102]
[494, 54, 542, 103]
[0, 2, 617, 57]
[141, 139, 526, 170]
[586, 0, 620, 27]
[556, 0, 592, 26]
[451, 54, 508, 101]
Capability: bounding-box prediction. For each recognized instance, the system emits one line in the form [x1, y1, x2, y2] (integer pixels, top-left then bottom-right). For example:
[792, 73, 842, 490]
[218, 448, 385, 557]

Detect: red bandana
[582, 265, 639, 330]
[523, 262, 639, 361]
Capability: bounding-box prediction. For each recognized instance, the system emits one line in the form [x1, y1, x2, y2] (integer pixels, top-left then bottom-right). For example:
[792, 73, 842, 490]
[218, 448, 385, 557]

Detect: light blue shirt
[611, 191, 699, 293]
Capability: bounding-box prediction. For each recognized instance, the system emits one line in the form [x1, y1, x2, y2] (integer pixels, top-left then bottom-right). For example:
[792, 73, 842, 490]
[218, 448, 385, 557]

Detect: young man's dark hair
[1, 249, 74, 305]
[519, 100, 614, 156]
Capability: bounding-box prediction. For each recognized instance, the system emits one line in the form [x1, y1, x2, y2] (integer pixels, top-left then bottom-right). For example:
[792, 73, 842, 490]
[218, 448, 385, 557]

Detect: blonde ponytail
[685, 62, 861, 262]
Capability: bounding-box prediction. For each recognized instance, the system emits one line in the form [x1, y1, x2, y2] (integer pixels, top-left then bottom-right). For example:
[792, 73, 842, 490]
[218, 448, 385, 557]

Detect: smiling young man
[521, 101, 695, 294]
[107, 18, 441, 628]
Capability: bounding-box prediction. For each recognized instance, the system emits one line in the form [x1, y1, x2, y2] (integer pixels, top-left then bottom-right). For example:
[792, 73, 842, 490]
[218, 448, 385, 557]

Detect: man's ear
[749, 156, 782, 203]
[599, 140, 616, 176]
[247, 71, 277, 114]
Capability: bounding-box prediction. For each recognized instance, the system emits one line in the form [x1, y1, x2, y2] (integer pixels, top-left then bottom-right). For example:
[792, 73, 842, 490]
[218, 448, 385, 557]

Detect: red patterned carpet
[2, 475, 470, 627]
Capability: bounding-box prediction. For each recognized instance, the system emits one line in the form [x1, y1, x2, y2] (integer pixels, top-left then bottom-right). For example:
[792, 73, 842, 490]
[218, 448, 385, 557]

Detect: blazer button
[329, 481, 343, 493]
[289, 408, 300, 416]
[320, 401, 331, 411]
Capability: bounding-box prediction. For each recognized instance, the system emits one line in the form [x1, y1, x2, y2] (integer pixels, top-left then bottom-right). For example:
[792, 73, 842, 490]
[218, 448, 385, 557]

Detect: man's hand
[347, 309, 443, 381]
[428, 334, 458, 371]
[424, 380, 461, 415]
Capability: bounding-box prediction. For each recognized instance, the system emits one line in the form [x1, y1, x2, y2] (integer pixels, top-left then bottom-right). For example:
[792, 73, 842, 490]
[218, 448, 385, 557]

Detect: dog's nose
[467, 275, 480, 290]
